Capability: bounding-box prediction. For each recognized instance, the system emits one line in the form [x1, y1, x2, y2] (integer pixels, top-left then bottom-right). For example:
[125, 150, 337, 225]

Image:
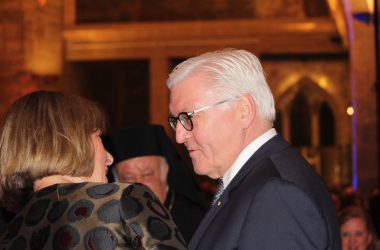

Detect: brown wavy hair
[0, 91, 106, 212]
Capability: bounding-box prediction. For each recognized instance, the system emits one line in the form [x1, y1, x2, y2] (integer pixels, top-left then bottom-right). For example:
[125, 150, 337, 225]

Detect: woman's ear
[237, 94, 256, 128]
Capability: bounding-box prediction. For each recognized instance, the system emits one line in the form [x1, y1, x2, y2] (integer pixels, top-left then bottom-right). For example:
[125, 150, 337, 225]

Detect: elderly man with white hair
[104, 124, 208, 244]
[167, 48, 341, 250]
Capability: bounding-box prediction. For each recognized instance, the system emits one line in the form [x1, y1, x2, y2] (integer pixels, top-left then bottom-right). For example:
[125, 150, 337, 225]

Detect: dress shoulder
[118, 182, 188, 249]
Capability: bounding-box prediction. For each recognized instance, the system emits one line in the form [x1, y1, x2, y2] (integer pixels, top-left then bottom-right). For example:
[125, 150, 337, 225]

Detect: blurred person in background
[341, 184, 363, 209]
[339, 205, 379, 250]
[104, 124, 208, 243]
[329, 187, 343, 211]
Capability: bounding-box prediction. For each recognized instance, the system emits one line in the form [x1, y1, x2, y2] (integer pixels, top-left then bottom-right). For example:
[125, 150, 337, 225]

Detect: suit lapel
[226, 135, 289, 194]
[188, 135, 290, 249]
[188, 195, 225, 249]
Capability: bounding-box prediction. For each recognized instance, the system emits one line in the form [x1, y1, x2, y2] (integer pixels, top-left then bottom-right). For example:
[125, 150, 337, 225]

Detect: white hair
[167, 48, 276, 122]
[159, 157, 169, 183]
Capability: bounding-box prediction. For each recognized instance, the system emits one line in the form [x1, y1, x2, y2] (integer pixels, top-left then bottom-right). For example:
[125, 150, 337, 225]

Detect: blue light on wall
[352, 12, 373, 24]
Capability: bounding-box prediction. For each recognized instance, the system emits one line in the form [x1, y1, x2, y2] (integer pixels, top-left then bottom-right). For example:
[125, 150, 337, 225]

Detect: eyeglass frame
[168, 98, 235, 131]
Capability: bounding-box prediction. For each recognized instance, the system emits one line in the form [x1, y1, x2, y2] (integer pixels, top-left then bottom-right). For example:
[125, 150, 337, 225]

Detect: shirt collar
[223, 128, 277, 188]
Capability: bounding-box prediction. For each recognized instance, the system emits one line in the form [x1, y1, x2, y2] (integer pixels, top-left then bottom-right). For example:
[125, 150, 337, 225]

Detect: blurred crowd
[330, 185, 380, 250]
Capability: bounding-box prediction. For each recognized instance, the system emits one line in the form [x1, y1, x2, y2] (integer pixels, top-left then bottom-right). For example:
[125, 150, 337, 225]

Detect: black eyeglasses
[168, 99, 233, 131]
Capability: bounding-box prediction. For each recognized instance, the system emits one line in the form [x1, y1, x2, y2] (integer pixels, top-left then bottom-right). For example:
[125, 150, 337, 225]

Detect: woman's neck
[34, 175, 89, 191]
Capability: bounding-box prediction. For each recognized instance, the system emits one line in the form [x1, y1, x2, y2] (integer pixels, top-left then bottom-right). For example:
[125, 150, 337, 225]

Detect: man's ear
[237, 93, 256, 128]
[161, 158, 169, 183]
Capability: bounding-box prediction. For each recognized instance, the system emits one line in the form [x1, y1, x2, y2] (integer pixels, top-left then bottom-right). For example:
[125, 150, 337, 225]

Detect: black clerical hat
[104, 125, 165, 165]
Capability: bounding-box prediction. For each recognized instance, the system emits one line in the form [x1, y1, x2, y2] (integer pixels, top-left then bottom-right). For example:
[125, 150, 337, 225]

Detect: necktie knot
[212, 178, 224, 205]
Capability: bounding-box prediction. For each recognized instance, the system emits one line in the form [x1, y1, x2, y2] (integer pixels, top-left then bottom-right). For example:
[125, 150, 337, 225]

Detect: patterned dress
[0, 182, 187, 249]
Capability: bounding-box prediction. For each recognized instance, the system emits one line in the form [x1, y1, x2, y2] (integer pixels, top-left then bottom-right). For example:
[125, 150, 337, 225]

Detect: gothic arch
[274, 76, 347, 146]
[273, 76, 351, 186]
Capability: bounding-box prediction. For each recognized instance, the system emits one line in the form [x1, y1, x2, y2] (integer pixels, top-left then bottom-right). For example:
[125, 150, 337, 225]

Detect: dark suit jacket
[166, 188, 208, 244]
[189, 135, 341, 250]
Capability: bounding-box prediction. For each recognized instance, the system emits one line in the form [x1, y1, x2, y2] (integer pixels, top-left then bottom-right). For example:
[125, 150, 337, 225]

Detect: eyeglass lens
[179, 113, 192, 130]
[168, 113, 193, 131]
[168, 117, 177, 130]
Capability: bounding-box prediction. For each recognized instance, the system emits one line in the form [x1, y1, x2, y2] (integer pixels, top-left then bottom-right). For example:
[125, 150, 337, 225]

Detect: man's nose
[134, 176, 143, 183]
[348, 235, 356, 244]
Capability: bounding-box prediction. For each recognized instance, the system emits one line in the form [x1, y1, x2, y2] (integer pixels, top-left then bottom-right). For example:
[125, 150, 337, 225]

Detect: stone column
[343, 0, 378, 198]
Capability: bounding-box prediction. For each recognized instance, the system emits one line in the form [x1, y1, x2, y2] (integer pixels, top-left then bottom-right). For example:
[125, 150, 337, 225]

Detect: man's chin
[193, 163, 208, 176]
[193, 167, 205, 176]
[193, 164, 219, 179]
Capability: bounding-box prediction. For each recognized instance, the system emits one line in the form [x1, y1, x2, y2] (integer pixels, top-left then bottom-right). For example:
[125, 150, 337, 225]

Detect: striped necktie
[211, 178, 224, 205]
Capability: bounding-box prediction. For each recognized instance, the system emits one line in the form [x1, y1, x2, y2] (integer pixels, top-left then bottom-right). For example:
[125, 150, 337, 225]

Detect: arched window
[290, 92, 311, 146]
[319, 102, 335, 146]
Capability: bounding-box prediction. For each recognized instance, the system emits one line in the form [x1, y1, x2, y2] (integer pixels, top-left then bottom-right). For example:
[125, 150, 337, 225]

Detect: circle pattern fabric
[0, 182, 187, 249]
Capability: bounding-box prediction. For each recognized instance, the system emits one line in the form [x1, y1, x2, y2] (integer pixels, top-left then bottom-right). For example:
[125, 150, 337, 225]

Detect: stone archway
[275, 76, 351, 187]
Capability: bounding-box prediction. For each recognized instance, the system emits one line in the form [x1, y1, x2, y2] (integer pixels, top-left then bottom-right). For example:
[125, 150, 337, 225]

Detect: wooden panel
[63, 18, 346, 61]
[63, 0, 76, 26]
[149, 56, 170, 132]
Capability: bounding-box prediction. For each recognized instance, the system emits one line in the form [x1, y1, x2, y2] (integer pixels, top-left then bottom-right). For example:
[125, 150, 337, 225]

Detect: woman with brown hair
[0, 91, 186, 249]
[339, 205, 378, 250]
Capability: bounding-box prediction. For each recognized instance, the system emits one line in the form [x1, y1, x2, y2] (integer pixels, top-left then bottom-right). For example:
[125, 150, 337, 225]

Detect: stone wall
[0, 0, 62, 119]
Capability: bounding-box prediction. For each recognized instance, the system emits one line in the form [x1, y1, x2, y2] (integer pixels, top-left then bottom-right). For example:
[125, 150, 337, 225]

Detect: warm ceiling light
[346, 106, 354, 116]
[37, 0, 47, 7]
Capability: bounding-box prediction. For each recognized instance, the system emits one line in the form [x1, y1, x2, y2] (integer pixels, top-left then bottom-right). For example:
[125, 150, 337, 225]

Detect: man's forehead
[169, 80, 213, 114]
